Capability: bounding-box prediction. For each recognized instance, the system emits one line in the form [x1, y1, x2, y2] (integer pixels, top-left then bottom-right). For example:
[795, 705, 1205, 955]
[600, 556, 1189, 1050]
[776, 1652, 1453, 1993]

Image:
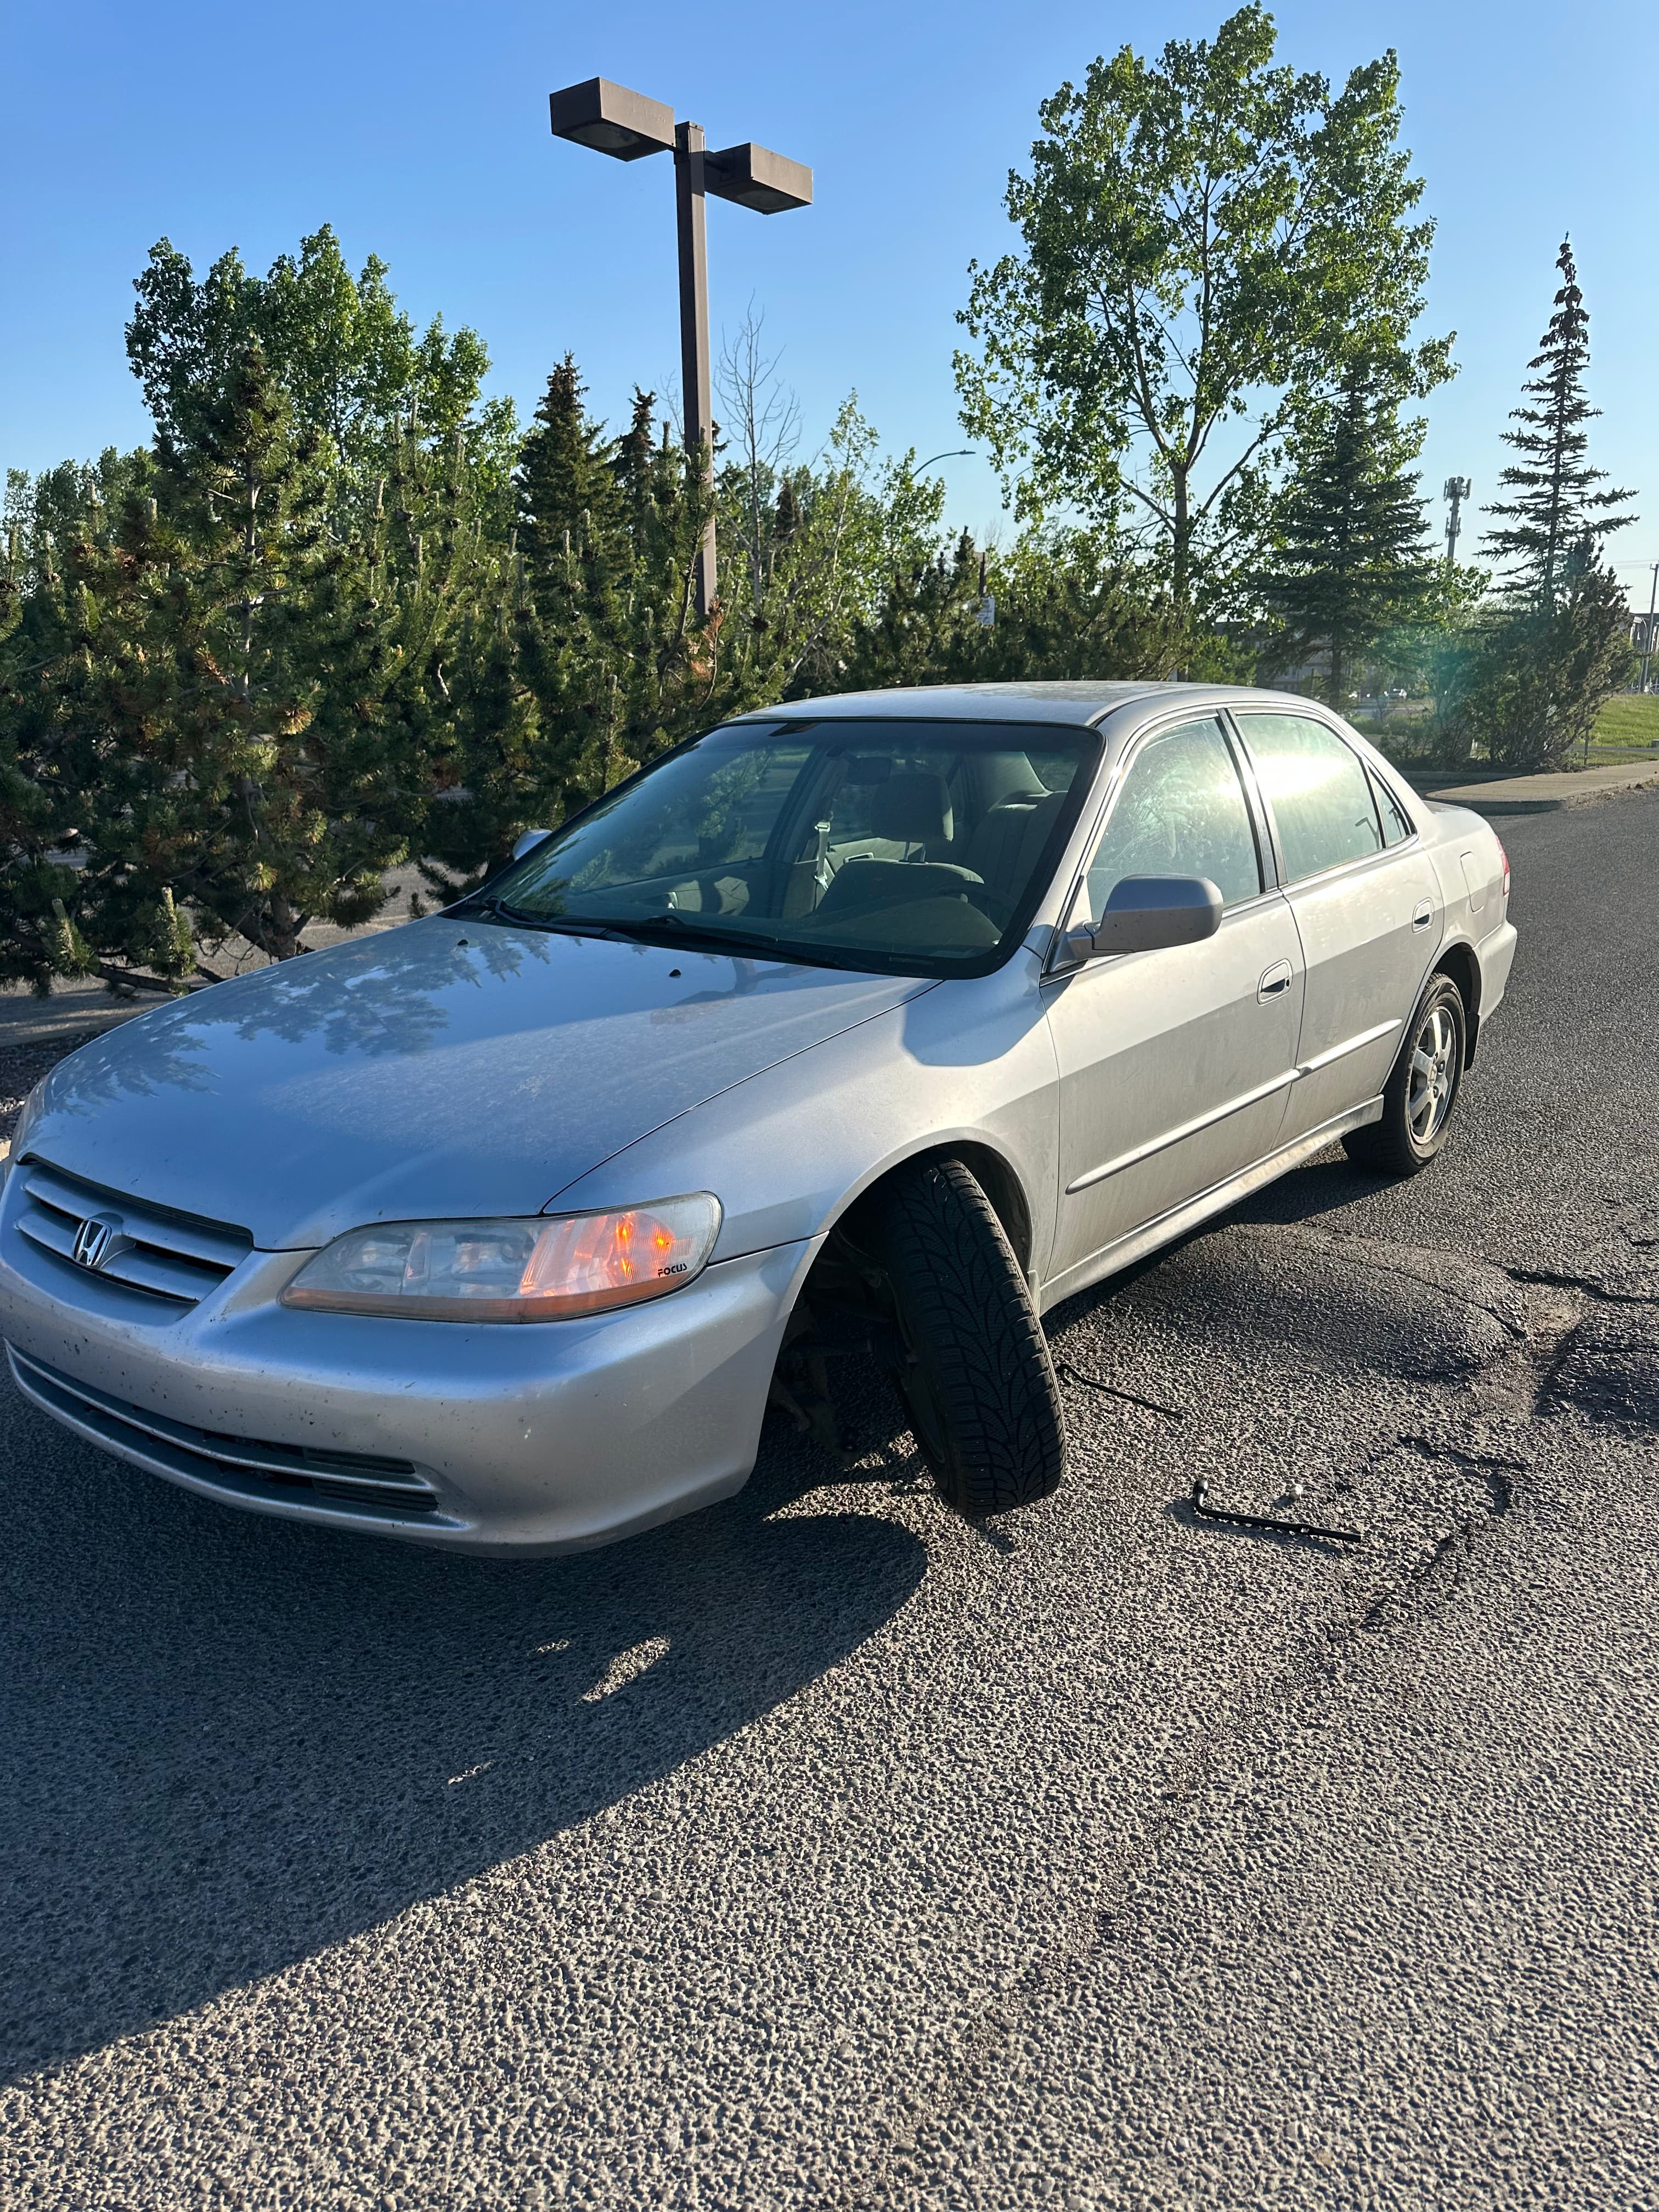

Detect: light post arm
[549, 78, 811, 630]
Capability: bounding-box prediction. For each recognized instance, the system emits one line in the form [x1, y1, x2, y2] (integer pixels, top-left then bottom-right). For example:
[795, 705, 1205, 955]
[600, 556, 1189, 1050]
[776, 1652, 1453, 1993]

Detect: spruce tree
[1482, 239, 1635, 607]
[1257, 362, 1436, 707]
[422, 360, 717, 894]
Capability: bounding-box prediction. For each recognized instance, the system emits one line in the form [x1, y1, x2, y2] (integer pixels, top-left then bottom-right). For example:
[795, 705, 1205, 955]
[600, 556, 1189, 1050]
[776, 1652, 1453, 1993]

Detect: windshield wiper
[449, 894, 635, 941]
[592, 911, 816, 960]
[453, 899, 865, 970]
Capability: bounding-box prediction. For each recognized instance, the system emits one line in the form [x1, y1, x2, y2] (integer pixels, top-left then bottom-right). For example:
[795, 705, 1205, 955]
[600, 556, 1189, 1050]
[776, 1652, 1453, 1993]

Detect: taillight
[1497, 838, 1510, 904]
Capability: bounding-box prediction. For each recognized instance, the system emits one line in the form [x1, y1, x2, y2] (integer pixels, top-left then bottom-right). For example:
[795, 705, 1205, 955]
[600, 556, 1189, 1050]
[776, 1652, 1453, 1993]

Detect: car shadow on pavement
[1228, 1149, 1394, 1228]
[0, 1386, 928, 2085]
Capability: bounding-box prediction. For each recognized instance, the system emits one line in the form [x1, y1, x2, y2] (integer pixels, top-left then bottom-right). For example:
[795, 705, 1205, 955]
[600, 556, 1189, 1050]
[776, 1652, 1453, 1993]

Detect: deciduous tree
[956, 5, 1451, 608]
[127, 227, 518, 528]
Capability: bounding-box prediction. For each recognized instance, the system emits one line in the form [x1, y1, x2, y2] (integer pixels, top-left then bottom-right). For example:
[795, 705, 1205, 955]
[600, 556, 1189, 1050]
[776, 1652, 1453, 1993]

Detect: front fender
[544, 957, 1062, 1288]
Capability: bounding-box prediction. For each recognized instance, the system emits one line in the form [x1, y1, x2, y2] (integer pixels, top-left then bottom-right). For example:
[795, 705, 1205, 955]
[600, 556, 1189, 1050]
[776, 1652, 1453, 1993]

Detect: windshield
[471, 718, 1101, 977]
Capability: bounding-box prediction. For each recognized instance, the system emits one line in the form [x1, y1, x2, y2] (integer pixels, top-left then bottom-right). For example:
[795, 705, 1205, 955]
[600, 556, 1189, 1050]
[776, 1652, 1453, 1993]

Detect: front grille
[14, 1159, 252, 1312]
[8, 1345, 448, 1521]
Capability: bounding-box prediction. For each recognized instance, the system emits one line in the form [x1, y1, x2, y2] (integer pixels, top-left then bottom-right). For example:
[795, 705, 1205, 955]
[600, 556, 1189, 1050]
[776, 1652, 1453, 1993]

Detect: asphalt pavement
[2, 795, 1657, 2209]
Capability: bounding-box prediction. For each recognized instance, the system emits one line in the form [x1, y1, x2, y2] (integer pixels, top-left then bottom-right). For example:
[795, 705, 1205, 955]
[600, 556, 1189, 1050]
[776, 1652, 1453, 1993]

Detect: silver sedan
[0, 683, 1516, 1551]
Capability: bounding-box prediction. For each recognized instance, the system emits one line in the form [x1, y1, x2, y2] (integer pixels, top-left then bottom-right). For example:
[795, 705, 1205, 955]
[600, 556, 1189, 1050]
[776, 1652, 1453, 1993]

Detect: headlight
[280, 1194, 723, 1322]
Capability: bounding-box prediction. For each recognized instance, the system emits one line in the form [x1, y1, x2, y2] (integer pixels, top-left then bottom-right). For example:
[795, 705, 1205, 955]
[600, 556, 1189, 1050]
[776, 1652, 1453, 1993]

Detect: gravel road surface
[3, 795, 1657, 2208]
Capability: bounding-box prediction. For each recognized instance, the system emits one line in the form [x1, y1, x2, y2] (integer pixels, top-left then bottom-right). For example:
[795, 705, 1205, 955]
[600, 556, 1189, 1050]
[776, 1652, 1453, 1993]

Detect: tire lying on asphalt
[861, 1154, 1066, 1516]
[1342, 972, 1468, 1177]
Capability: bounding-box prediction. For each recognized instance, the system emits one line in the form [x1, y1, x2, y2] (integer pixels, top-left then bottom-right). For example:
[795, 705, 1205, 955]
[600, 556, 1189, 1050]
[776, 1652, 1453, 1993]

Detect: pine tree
[1256, 362, 1436, 707]
[421, 360, 716, 895]
[1482, 239, 1635, 608]
[511, 358, 636, 822]
[9, 348, 439, 980]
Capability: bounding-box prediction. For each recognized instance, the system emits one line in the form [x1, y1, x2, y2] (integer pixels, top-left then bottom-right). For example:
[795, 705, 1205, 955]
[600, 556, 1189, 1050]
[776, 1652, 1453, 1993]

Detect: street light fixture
[549, 77, 812, 619]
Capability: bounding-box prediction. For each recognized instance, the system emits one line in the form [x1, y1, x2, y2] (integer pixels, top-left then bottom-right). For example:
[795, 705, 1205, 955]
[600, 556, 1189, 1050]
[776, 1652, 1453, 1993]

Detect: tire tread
[866, 1156, 1065, 1515]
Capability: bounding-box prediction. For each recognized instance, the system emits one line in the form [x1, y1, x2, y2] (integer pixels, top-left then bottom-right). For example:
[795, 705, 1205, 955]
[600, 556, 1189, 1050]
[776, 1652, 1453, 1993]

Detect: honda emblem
[71, 1214, 123, 1272]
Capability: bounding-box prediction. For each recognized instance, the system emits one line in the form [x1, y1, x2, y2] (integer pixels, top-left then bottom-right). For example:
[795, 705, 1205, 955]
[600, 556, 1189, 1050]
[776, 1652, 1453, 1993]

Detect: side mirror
[511, 828, 554, 862]
[1064, 874, 1224, 963]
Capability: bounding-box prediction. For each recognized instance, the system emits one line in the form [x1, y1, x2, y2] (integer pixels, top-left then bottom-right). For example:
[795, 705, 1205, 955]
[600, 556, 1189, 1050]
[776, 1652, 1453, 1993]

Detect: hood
[25, 918, 931, 1248]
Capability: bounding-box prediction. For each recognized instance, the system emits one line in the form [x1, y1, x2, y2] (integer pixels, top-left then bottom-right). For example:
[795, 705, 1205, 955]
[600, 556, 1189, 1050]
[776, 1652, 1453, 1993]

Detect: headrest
[869, 770, 951, 848]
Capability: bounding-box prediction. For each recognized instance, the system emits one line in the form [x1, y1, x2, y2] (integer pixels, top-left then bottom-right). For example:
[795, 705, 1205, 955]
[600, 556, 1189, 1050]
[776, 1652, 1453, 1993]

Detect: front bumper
[0, 1167, 817, 1554]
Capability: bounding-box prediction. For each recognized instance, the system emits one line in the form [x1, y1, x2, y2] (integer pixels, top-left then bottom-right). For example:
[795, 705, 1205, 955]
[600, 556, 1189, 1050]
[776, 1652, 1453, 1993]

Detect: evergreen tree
[1482, 239, 1635, 607]
[1459, 541, 1636, 769]
[1256, 361, 1437, 706]
[0, 512, 86, 991]
[4, 349, 454, 980]
[843, 527, 1188, 691]
[420, 360, 715, 896]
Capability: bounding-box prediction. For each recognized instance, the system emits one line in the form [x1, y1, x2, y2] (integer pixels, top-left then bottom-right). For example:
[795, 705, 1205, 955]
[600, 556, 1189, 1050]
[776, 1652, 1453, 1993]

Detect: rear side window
[1234, 714, 1384, 883]
[1370, 771, 1417, 847]
[1082, 717, 1262, 916]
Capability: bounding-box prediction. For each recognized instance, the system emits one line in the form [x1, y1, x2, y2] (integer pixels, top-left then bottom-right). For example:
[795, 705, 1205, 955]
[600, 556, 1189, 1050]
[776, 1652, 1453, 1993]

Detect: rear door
[1043, 714, 1304, 1290]
[1228, 711, 1441, 1144]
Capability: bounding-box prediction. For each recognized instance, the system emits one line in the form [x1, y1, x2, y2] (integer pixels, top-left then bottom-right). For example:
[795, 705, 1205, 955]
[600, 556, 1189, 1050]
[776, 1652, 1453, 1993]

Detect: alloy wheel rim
[1407, 1003, 1456, 1145]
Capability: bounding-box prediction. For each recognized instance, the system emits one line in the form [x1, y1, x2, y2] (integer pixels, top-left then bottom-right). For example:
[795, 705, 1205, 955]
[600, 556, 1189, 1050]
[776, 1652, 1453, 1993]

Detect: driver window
[1081, 718, 1262, 921]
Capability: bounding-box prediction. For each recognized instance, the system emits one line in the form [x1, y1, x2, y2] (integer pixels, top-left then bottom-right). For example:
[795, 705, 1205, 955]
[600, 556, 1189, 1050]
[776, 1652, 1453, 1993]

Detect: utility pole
[549, 79, 812, 623]
[674, 121, 716, 618]
[1641, 562, 1659, 696]
[1443, 477, 1471, 573]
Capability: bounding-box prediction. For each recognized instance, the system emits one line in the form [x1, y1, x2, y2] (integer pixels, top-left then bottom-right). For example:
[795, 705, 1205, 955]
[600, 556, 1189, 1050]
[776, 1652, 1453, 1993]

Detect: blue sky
[4, 0, 1654, 599]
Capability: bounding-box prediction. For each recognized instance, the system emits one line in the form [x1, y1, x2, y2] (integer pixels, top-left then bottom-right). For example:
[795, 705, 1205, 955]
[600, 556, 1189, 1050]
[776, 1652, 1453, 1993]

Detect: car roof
[726, 680, 1319, 730]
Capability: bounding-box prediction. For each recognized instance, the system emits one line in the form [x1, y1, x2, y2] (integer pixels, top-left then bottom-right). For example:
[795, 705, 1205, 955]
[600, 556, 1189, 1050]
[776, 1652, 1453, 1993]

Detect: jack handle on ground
[1188, 1477, 1365, 1547]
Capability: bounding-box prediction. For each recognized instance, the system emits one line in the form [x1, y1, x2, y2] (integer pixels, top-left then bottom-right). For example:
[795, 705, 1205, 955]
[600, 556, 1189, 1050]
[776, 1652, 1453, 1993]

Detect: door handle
[1257, 960, 1293, 1001]
[1412, 900, 1433, 930]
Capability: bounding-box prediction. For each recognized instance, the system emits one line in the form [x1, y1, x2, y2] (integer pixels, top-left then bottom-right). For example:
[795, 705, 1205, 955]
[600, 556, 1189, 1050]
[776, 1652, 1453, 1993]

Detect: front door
[1044, 715, 1305, 1294]
[1229, 712, 1441, 1144]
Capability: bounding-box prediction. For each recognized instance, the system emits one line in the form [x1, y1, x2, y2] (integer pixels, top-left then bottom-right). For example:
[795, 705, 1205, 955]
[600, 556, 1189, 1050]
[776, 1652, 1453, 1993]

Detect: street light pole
[548, 78, 812, 625]
[674, 121, 716, 617]
[1641, 562, 1658, 697]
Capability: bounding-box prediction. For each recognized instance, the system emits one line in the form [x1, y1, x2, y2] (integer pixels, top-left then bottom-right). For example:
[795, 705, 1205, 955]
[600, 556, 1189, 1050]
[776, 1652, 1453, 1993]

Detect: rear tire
[1342, 974, 1468, 1176]
[862, 1155, 1065, 1516]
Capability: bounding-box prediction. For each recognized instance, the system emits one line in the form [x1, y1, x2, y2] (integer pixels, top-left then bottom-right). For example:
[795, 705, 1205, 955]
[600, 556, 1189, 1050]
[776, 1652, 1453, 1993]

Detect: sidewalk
[1404, 757, 1659, 815]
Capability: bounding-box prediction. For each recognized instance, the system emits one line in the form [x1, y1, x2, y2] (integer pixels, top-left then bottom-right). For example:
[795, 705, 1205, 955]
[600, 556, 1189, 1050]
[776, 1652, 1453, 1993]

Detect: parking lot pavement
[2, 795, 1656, 2208]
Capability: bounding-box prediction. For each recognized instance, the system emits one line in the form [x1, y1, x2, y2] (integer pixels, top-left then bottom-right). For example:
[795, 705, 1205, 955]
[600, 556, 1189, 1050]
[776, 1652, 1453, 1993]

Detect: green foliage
[719, 403, 948, 706]
[1481, 239, 1635, 609]
[1431, 239, 1641, 770]
[956, 4, 1451, 606]
[843, 525, 1189, 691]
[1, 348, 479, 981]
[1454, 549, 1637, 770]
[126, 227, 518, 528]
[1256, 360, 1437, 704]
[419, 361, 717, 893]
